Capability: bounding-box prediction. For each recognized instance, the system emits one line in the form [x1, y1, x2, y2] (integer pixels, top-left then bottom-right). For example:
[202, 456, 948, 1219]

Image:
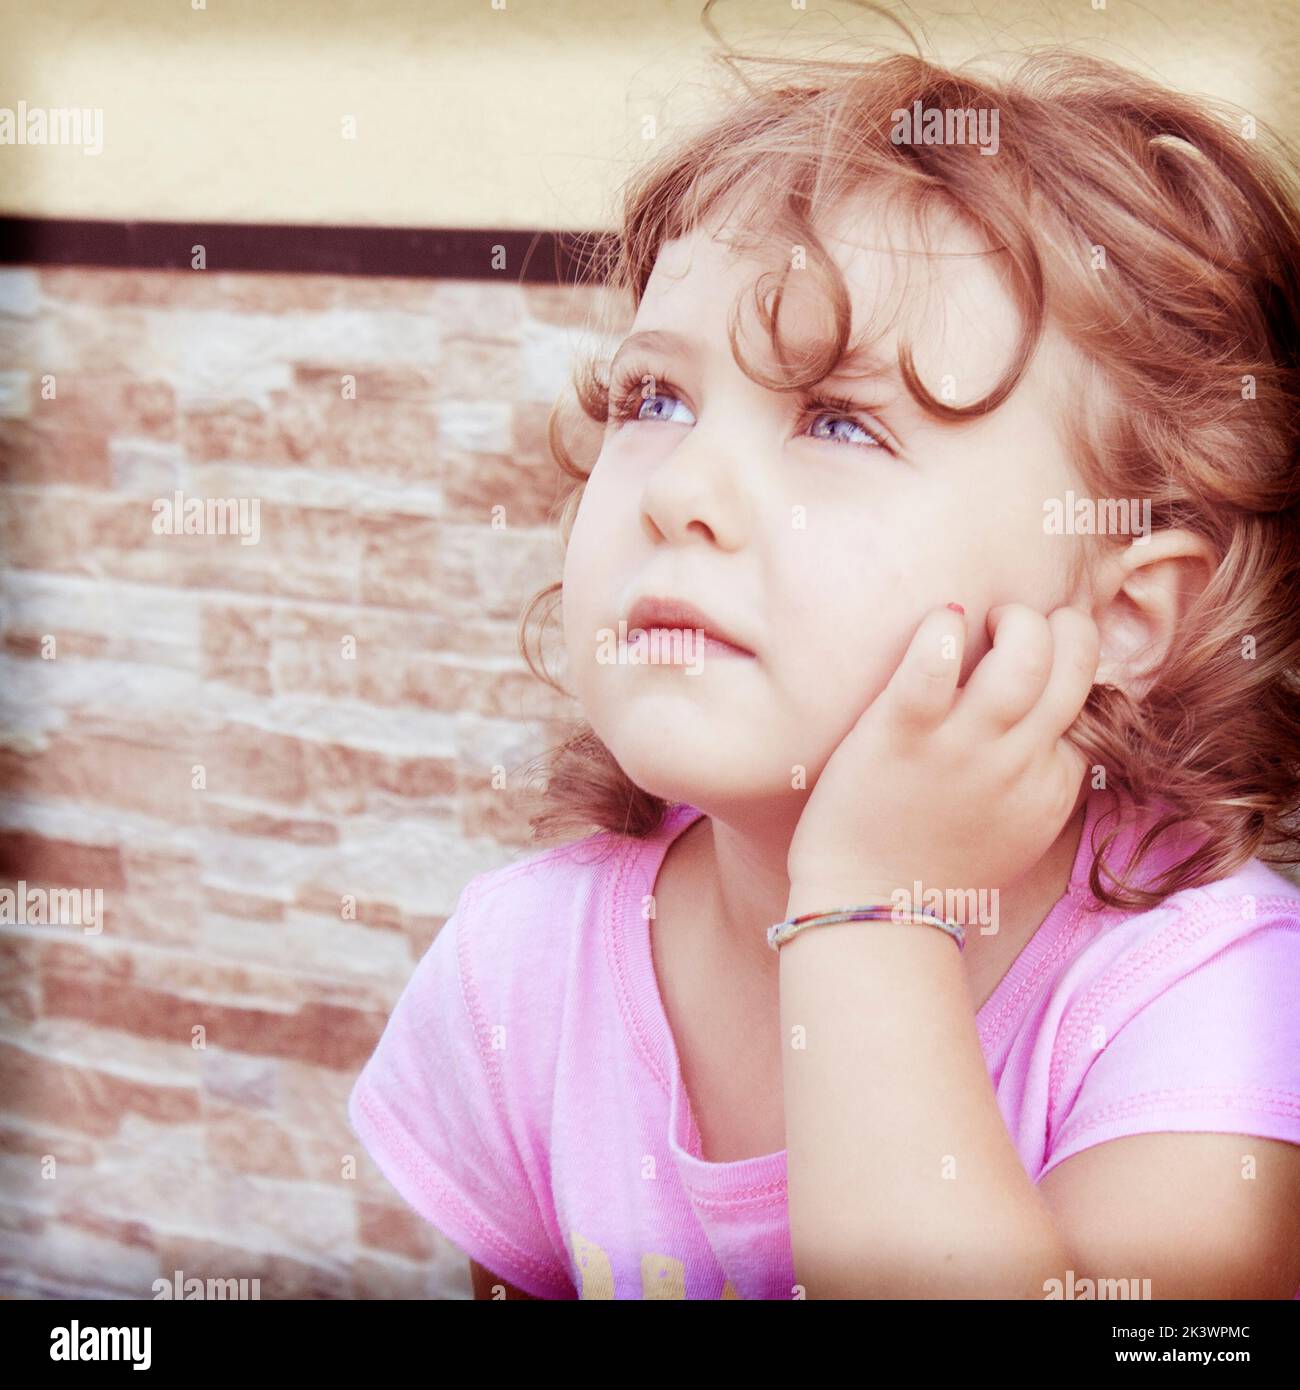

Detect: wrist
[784, 878, 911, 921]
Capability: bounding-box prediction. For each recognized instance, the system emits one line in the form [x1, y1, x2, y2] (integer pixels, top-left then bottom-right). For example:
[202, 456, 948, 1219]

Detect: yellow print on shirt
[571, 1232, 741, 1299]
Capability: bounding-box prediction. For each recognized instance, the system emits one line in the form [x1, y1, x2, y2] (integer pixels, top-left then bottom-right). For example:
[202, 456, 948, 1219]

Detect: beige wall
[0, 0, 1296, 228]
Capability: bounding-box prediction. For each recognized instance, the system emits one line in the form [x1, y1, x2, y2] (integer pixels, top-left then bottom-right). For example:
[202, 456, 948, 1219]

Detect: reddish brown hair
[515, 6, 1300, 909]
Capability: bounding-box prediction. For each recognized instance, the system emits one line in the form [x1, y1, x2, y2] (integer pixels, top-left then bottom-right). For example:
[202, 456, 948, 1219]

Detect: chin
[603, 732, 784, 811]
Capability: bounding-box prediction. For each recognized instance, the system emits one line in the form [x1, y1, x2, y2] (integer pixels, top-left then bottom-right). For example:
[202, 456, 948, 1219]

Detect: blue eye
[607, 362, 894, 455]
[631, 391, 695, 425]
[805, 411, 885, 449]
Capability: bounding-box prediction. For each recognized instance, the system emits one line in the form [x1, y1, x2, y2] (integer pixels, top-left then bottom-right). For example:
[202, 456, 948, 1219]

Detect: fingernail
[946, 602, 965, 615]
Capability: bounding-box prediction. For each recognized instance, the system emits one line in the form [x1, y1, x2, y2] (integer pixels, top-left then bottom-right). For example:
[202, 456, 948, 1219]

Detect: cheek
[561, 534, 604, 686]
[772, 513, 987, 724]
[561, 489, 643, 709]
[562, 487, 612, 603]
[768, 540, 910, 727]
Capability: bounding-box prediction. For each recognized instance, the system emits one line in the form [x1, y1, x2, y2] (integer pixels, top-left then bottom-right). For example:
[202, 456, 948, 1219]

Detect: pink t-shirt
[347, 786, 1300, 1299]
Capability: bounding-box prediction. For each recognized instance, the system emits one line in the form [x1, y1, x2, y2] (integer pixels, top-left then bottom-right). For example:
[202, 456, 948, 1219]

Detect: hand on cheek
[787, 601, 1100, 900]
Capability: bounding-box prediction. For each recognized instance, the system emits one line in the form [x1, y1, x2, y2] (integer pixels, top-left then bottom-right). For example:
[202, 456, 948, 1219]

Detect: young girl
[348, 25, 1300, 1299]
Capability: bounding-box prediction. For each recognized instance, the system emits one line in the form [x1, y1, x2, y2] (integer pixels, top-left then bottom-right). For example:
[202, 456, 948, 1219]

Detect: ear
[1078, 529, 1219, 700]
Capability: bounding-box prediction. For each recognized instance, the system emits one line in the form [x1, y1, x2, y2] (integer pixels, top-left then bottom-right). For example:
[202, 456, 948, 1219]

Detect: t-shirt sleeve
[347, 881, 573, 1298]
[1039, 913, 1300, 1181]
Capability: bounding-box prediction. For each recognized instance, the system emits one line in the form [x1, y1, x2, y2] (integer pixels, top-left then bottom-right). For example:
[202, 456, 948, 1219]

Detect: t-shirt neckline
[607, 789, 1111, 1190]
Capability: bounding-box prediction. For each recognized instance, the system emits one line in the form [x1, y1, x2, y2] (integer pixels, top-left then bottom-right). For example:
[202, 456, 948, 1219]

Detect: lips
[624, 595, 756, 657]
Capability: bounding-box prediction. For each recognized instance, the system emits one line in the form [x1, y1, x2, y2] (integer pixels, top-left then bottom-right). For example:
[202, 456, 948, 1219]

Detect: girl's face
[561, 201, 1089, 815]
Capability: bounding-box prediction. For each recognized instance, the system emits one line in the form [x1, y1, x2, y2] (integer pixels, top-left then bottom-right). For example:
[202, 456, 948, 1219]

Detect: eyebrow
[608, 329, 699, 378]
[608, 327, 899, 385]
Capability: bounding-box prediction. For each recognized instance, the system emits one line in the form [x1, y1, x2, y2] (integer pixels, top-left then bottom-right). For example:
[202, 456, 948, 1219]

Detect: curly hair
[514, 3, 1300, 910]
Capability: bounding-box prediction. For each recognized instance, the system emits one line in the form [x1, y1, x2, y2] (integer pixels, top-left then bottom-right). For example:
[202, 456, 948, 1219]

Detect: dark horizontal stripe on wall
[0, 217, 616, 283]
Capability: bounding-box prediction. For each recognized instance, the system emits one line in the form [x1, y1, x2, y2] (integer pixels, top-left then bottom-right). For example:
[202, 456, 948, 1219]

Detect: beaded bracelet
[767, 901, 967, 953]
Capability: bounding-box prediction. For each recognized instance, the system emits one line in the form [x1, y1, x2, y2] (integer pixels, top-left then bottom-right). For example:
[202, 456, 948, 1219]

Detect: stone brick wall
[0, 264, 617, 1299]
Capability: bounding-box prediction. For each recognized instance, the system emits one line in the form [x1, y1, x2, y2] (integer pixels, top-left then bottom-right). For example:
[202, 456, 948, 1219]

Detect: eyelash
[605, 362, 895, 455]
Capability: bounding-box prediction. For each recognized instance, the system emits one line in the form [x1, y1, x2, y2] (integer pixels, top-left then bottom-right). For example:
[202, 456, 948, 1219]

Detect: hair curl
[514, 3, 1300, 910]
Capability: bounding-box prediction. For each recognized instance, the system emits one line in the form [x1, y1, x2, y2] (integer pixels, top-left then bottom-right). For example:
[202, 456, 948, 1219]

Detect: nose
[638, 418, 753, 551]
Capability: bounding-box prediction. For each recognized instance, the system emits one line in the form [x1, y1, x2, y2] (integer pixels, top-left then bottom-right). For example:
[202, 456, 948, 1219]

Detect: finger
[954, 603, 1053, 735]
[1053, 729, 1092, 806]
[1017, 606, 1101, 747]
[879, 605, 966, 735]
[1022, 729, 1092, 844]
